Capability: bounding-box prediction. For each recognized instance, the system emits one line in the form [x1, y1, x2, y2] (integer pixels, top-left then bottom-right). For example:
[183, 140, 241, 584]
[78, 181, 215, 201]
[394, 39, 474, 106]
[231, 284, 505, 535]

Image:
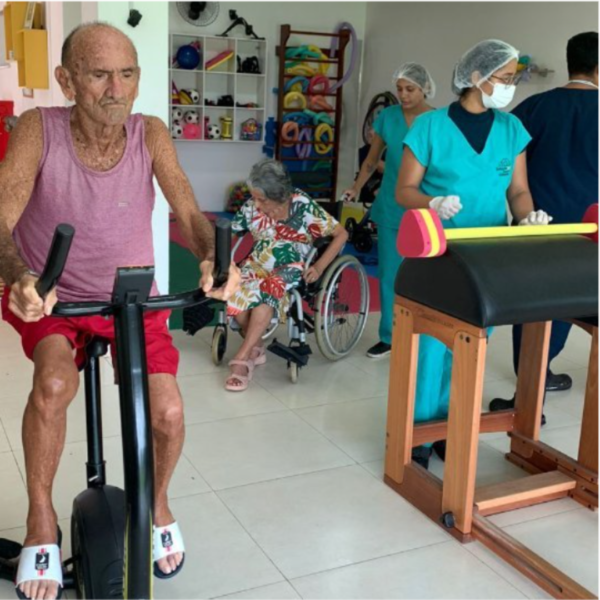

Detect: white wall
[97, 1, 170, 295]
[169, 1, 368, 211]
[361, 2, 598, 115]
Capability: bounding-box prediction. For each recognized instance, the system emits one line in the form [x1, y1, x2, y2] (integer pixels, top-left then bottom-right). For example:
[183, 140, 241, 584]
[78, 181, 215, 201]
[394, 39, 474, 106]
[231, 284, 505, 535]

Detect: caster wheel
[441, 512, 455, 529]
[288, 362, 299, 384]
[211, 326, 227, 366]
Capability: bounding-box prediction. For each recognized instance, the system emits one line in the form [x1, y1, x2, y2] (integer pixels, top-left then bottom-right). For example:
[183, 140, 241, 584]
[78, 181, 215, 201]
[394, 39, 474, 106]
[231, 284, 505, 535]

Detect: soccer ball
[171, 123, 183, 139]
[179, 88, 200, 105]
[207, 124, 221, 140]
[184, 110, 199, 125]
[187, 89, 200, 105]
[171, 108, 183, 123]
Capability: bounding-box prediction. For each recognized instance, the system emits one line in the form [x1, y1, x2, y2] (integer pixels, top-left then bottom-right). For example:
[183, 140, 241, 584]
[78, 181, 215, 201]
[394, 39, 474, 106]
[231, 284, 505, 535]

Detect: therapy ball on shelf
[176, 44, 201, 70]
[183, 123, 202, 139]
[184, 110, 200, 125]
[207, 124, 221, 139]
[179, 88, 200, 105]
[171, 123, 183, 139]
[171, 108, 183, 123]
[187, 89, 200, 104]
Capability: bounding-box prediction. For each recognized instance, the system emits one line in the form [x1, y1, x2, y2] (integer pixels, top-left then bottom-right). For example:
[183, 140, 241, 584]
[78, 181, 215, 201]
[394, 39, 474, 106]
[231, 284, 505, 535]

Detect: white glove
[519, 210, 553, 226]
[429, 195, 463, 220]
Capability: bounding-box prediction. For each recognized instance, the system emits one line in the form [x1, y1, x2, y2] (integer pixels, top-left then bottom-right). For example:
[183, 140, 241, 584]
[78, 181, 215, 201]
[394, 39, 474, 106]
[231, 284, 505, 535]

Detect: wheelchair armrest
[232, 235, 245, 261]
[305, 236, 338, 268]
[313, 236, 333, 250]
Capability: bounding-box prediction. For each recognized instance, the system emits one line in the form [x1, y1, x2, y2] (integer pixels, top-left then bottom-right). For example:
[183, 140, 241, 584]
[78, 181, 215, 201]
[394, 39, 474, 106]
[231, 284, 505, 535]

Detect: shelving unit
[3, 2, 48, 89]
[275, 25, 350, 215]
[169, 33, 267, 143]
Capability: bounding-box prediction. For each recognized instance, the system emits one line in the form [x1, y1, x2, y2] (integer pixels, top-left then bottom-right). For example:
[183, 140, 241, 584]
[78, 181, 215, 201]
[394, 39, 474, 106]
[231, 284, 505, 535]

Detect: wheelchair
[210, 235, 370, 383]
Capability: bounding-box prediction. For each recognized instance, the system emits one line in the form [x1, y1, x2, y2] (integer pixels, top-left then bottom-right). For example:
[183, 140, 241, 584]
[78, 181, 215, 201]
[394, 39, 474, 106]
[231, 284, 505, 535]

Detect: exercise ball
[177, 45, 201, 70]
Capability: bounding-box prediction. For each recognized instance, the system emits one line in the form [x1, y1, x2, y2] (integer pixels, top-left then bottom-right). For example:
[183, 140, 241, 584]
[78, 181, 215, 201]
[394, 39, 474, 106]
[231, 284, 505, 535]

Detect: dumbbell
[397, 204, 598, 258]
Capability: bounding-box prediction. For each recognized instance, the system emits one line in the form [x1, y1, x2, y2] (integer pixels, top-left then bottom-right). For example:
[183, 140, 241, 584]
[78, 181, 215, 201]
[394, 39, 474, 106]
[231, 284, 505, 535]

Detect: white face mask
[479, 81, 516, 109]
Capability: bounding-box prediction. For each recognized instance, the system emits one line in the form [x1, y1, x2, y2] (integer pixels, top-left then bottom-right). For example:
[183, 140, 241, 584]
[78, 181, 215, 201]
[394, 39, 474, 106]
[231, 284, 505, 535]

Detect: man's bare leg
[19, 335, 79, 600]
[149, 374, 185, 575]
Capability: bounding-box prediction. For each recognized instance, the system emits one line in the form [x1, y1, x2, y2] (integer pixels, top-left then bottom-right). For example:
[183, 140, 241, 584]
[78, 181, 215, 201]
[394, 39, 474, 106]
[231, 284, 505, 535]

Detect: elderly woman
[225, 159, 348, 391]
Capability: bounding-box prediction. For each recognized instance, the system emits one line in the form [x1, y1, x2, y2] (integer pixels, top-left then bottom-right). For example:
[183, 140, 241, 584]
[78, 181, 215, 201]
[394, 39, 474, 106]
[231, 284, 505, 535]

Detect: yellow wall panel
[4, 2, 43, 61]
[16, 29, 49, 89]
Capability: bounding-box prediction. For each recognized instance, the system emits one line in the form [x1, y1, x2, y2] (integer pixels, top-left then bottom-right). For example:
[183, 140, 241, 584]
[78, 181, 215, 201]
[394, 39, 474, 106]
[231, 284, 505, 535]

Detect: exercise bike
[0, 220, 231, 599]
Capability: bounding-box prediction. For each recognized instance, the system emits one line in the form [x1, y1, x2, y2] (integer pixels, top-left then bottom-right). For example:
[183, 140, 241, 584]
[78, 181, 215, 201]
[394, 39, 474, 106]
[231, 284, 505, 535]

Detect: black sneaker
[489, 395, 515, 412]
[412, 445, 432, 469]
[433, 440, 446, 462]
[489, 395, 546, 426]
[546, 371, 573, 392]
[366, 342, 391, 358]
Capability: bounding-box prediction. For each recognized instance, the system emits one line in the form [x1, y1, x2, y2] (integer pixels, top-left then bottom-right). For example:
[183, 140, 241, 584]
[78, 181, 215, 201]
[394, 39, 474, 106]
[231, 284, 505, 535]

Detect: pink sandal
[225, 359, 254, 392]
[250, 346, 267, 366]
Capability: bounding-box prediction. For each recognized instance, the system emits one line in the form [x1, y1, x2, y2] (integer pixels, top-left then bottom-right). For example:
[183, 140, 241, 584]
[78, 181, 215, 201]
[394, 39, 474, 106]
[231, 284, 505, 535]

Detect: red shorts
[1, 289, 179, 376]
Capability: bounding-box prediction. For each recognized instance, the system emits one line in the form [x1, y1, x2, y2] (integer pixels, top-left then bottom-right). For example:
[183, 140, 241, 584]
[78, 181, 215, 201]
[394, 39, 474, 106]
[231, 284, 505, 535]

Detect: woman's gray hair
[247, 159, 293, 204]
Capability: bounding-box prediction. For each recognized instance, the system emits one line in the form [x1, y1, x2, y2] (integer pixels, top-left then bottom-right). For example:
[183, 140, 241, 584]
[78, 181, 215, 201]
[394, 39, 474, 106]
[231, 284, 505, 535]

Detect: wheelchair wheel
[211, 325, 228, 366]
[314, 255, 370, 361]
[288, 362, 299, 384]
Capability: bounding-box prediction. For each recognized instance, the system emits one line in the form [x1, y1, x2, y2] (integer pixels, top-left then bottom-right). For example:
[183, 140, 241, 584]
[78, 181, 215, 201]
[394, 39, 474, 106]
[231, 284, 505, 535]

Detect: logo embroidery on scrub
[496, 158, 512, 176]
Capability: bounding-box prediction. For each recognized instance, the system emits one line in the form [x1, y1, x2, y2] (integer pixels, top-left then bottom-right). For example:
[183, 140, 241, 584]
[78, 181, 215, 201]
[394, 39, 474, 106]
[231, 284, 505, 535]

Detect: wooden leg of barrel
[385, 302, 419, 484]
[512, 322, 551, 445]
[578, 328, 598, 472]
[441, 331, 487, 534]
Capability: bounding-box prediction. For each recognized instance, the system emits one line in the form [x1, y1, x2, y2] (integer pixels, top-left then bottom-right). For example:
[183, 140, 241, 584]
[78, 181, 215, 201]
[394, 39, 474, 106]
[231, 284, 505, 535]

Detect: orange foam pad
[397, 209, 446, 258]
[582, 203, 599, 243]
[206, 50, 234, 71]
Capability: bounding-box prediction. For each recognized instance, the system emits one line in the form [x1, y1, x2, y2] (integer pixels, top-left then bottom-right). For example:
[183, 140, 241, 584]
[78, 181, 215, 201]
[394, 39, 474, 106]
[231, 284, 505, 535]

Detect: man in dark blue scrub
[491, 32, 598, 416]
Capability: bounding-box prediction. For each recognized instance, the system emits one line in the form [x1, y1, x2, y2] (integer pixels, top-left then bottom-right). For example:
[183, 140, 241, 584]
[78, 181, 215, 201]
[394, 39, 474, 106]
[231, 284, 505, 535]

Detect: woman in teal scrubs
[343, 63, 436, 359]
[395, 40, 552, 467]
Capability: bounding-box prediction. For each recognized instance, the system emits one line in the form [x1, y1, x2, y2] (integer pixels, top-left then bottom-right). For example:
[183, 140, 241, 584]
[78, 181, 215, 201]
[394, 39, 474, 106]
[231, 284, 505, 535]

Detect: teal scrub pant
[377, 224, 453, 424]
[377, 225, 403, 346]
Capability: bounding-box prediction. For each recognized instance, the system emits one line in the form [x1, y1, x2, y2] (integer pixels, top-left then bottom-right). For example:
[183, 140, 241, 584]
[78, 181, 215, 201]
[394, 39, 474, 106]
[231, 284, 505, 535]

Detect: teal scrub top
[402, 107, 531, 229]
[372, 105, 410, 227]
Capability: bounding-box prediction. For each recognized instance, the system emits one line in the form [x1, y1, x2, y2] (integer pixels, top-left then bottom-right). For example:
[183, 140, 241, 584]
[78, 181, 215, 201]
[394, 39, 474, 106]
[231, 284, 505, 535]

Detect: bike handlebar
[35, 224, 75, 298]
[40, 218, 232, 317]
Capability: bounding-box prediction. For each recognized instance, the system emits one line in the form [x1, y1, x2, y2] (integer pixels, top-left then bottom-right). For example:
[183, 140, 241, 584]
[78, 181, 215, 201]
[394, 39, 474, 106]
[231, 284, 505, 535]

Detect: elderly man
[0, 22, 239, 600]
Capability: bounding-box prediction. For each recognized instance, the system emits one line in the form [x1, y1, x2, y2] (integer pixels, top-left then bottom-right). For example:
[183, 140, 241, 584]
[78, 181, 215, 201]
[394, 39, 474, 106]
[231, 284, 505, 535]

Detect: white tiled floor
[0, 315, 597, 599]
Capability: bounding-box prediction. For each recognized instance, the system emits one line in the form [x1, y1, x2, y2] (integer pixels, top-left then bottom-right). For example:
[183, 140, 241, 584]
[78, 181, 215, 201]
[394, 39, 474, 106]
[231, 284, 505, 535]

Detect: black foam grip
[214, 218, 231, 286]
[36, 224, 75, 298]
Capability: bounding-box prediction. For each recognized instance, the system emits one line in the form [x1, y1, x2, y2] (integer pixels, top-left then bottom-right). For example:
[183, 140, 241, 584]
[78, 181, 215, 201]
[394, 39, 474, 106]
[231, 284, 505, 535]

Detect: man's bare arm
[144, 116, 215, 262]
[0, 109, 43, 285]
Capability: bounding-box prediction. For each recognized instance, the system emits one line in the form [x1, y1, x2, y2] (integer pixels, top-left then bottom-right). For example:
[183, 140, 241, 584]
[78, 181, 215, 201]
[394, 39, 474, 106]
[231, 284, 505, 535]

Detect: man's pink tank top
[14, 107, 157, 302]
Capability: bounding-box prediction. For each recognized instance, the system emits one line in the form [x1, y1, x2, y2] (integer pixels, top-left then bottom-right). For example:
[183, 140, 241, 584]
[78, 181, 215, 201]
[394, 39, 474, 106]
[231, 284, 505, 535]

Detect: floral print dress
[227, 190, 338, 318]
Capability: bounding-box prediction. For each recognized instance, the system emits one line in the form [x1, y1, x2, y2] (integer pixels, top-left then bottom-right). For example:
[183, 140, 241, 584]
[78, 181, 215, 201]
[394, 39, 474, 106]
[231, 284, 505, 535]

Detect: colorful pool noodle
[397, 205, 599, 259]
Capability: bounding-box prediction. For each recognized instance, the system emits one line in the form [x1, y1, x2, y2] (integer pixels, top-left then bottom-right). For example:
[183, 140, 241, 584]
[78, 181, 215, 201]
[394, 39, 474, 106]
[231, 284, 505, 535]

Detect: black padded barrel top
[396, 236, 598, 328]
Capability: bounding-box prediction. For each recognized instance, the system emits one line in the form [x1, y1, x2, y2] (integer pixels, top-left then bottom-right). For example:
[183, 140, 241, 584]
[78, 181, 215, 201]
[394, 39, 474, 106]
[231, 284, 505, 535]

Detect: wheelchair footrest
[267, 339, 312, 367]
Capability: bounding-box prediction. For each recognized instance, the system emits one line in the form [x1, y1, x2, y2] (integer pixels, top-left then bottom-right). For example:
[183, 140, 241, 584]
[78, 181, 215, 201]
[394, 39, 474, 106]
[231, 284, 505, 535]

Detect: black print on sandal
[35, 549, 50, 573]
[161, 531, 173, 550]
